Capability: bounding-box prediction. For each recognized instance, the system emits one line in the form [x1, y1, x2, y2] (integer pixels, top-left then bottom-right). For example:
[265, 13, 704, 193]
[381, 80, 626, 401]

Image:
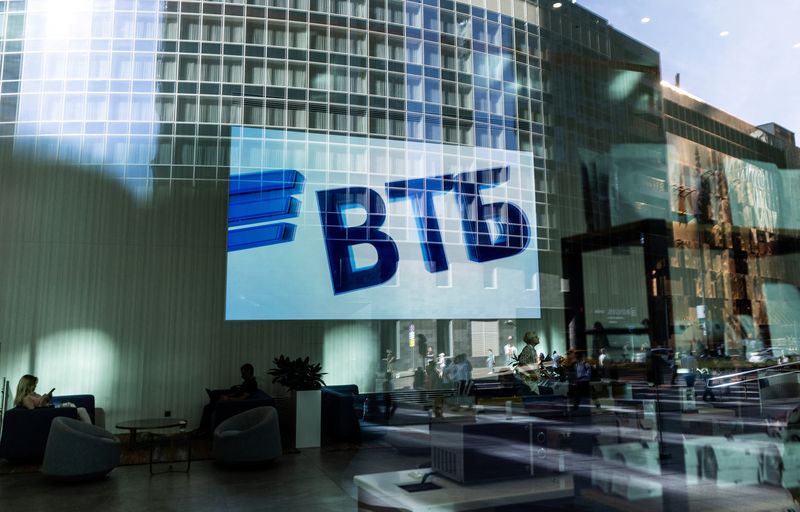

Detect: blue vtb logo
[227, 169, 304, 251]
[229, 167, 531, 295]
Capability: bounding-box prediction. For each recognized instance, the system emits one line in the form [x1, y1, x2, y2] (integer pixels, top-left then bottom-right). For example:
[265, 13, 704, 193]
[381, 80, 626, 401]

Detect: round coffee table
[116, 418, 188, 449]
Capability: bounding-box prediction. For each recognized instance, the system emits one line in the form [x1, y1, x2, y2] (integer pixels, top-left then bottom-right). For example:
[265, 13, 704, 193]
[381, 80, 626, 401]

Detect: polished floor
[1, 440, 799, 512]
[0, 444, 428, 512]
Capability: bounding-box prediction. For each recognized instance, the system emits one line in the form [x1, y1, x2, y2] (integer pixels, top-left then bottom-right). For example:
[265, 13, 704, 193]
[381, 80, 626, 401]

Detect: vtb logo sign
[229, 167, 531, 295]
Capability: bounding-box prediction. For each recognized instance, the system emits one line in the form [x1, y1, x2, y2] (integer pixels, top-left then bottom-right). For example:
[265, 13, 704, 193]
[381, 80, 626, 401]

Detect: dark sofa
[208, 389, 275, 431]
[0, 394, 96, 462]
[321, 385, 362, 444]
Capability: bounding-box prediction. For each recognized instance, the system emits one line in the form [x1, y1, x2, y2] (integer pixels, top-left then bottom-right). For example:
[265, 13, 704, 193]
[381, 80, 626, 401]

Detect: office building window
[369, 71, 386, 96]
[266, 60, 286, 86]
[224, 19, 244, 43]
[201, 57, 221, 82]
[268, 22, 287, 46]
[350, 31, 367, 55]
[288, 23, 308, 49]
[199, 98, 220, 123]
[202, 17, 222, 41]
[289, 63, 308, 88]
[246, 20, 266, 45]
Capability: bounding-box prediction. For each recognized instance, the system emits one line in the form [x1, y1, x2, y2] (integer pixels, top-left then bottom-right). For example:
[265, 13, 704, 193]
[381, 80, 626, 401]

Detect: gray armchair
[213, 406, 281, 466]
[40, 416, 120, 481]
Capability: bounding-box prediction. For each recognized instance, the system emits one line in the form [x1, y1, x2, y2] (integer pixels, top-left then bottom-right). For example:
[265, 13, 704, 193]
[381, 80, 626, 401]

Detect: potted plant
[268, 356, 326, 449]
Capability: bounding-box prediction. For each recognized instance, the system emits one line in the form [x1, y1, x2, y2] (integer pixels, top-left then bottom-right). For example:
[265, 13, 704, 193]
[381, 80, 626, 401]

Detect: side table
[149, 430, 192, 475]
[115, 418, 191, 474]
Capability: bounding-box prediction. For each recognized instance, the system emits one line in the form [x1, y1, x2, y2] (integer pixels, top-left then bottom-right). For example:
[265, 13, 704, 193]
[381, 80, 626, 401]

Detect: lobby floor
[0, 444, 429, 512]
[1, 441, 798, 512]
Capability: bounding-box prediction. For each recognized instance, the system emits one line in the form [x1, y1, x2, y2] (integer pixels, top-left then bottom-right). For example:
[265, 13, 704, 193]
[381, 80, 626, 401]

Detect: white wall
[0, 155, 379, 430]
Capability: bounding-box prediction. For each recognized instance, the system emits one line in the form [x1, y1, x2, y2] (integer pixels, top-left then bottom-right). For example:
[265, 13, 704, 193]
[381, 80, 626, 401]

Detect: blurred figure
[517, 332, 539, 366]
[598, 348, 609, 368]
[425, 346, 435, 367]
[425, 361, 441, 389]
[383, 350, 396, 391]
[504, 336, 518, 365]
[701, 361, 718, 402]
[552, 350, 562, 368]
[413, 367, 425, 389]
[598, 348, 609, 378]
[681, 350, 698, 391]
[592, 322, 610, 358]
[573, 352, 592, 412]
[455, 354, 472, 381]
[486, 349, 496, 374]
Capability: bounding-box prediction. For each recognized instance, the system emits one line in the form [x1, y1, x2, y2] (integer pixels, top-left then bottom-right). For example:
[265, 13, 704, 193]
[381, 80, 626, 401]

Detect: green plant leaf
[268, 355, 327, 391]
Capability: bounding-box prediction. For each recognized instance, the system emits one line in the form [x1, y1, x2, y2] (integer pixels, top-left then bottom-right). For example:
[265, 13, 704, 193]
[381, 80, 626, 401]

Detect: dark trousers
[573, 381, 590, 411]
[198, 389, 226, 432]
[702, 377, 716, 401]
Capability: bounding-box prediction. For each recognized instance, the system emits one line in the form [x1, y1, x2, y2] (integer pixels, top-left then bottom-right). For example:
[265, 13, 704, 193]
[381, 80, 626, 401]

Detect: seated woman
[14, 374, 91, 423]
[15, 374, 52, 409]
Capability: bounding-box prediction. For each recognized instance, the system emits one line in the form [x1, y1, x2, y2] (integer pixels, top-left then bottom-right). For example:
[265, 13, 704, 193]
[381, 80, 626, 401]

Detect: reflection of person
[701, 365, 717, 402]
[515, 332, 541, 387]
[383, 350, 396, 391]
[417, 334, 429, 365]
[552, 350, 562, 368]
[598, 348, 613, 379]
[437, 352, 446, 375]
[425, 346, 435, 367]
[573, 352, 592, 412]
[517, 332, 539, 366]
[14, 374, 52, 409]
[383, 350, 396, 372]
[442, 359, 456, 385]
[599, 348, 609, 369]
[452, 354, 473, 394]
[455, 354, 472, 381]
[592, 322, 610, 357]
[486, 350, 495, 373]
[681, 351, 698, 391]
[504, 336, 518, 365]
[425, 361, 441, 389]
[413, 367, 425, 389]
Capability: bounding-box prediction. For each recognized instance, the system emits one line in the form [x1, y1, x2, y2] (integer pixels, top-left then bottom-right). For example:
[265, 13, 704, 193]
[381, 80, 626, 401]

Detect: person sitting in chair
[14, 374, 52, 409]
[222, 363, 258, 401]
[14, 374, 91, 423]
[197, 363, 258, 435]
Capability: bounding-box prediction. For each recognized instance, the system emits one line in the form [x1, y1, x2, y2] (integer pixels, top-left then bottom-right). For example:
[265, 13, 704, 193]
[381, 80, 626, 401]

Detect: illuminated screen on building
[225, 128, 540, 320]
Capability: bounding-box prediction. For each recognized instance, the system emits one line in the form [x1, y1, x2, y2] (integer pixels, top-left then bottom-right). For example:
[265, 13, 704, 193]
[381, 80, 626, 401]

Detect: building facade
[0, 0, 797, 426]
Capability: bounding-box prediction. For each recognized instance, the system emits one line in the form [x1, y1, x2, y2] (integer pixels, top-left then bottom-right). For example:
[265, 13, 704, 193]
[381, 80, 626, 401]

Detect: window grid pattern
[0, 0, 547, 183]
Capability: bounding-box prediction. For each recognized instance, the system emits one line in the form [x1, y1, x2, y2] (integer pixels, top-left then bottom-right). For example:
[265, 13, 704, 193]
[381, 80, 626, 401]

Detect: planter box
[295, 389, 321, 448]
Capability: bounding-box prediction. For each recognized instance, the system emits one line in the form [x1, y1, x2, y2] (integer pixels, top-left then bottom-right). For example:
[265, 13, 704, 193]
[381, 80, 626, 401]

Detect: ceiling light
[553, 2, 562, 8]
[641, 17, 651, 23]
[794, 42, 800, 48]
[719, 31, 729, 37]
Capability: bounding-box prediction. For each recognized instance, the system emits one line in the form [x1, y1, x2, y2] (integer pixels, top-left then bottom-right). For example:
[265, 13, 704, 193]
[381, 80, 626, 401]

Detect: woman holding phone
[14, 374, 53, 409]
[13, 374, 91, 423]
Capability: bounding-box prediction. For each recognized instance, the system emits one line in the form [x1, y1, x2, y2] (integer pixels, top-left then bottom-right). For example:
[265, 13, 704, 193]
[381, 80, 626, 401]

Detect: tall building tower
[662, 82, 800, 357]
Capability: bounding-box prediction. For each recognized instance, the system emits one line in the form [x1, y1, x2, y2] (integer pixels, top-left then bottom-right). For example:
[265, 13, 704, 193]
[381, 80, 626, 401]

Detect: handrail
[707, 359, 800, 389]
